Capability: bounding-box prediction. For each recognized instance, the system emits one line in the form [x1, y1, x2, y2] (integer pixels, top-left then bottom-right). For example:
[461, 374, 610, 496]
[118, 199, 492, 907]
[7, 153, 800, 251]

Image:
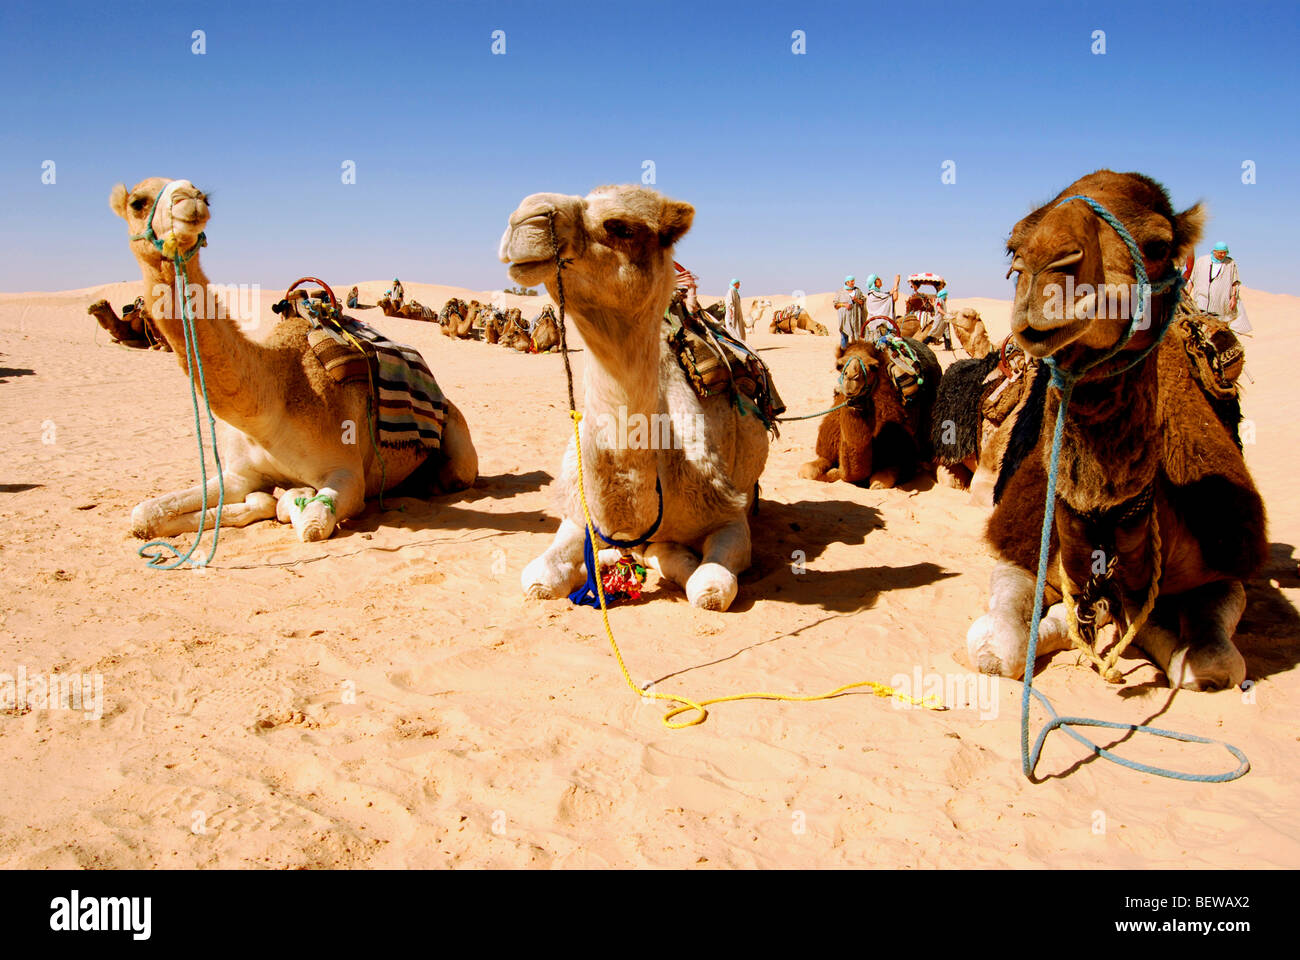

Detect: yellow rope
[567, 410, 943, 727]
[1059, 510, 1163, 683]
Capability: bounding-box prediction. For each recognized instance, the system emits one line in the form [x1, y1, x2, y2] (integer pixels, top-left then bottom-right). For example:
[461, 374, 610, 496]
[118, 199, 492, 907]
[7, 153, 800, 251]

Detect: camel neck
[142, 256, 263, 428]
[572, 308, 663, 540]
[1047, 351, 1161, 514]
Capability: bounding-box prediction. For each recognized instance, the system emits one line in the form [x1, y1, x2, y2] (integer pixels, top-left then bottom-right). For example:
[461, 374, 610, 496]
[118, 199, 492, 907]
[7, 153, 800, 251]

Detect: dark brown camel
[967, 169, 1267, 691]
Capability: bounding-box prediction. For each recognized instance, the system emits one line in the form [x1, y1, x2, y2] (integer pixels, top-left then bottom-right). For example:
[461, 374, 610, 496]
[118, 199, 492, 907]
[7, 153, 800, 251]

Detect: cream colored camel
[749, 298, 773, 328]
[112, 177, 478, 543]
[499, 185, 769, 610]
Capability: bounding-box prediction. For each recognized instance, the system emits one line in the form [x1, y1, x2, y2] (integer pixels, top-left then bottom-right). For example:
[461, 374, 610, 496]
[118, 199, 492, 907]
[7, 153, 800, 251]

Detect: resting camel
[798, 339, 941, 487]
[498, 307, 529, 351]
[88, 296, 170, 350]
[483, 306, 506, 344]
[438, 298, 481, 337]
[931, 338, 1034, 501]
[500, 184, 769, 610]
[967, 169, 1267, 691]
[769, 303, 828, 336]
[111, 177, 478, 543]
[899, 307, 991, 359]
[530, 304, 560, 352]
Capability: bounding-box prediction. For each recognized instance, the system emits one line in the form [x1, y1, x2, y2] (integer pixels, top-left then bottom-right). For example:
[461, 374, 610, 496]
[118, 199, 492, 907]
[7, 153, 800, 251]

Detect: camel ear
[110, 183, 129, 219]
[1173, 202, 1206, 263]
[835, 343, 847, 360]
[658, 201, 694, 248]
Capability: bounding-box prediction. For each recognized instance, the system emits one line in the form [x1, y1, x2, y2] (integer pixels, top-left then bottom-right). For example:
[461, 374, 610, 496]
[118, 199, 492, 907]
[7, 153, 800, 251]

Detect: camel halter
[132, 179, 227, 571]
[130, 179, 207, 263]
[542, 208, 941, 726]
[1018, 194, 1247, 783]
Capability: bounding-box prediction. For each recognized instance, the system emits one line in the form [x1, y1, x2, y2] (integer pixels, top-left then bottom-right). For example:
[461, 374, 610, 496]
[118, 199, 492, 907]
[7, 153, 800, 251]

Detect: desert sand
[0, 279, 1296, 868]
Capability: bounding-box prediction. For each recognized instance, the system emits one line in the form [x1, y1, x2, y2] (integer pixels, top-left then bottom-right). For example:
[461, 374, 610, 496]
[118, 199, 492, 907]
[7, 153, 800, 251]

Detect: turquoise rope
[293, 493, 337, 513]
[135, 188, 225, 570]
[1018, 194, 1248, 782]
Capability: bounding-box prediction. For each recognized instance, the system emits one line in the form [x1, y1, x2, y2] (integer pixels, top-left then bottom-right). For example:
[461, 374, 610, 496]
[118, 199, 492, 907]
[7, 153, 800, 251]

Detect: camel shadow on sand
[733, 496, 957, 613]
[339, 470, 555, 538]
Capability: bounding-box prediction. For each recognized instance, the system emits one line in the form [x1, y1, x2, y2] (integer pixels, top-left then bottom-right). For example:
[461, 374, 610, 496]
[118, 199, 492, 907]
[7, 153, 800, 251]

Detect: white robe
[724, 287, 745, 339]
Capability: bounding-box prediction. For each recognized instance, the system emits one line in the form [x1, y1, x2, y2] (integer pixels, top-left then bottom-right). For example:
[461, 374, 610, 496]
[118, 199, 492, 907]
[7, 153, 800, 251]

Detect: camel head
[835, 342, 884, 402]
[498, 185, 694, 345]
[110, 177, 211, 268]
[1006, 170, 1203, 367]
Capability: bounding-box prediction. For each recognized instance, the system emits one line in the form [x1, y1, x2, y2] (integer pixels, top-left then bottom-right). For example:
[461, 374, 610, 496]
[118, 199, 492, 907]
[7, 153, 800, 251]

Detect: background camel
[749, 298, 772, 328]
[439, 298, 481, 337]
[88, 296, 170, 350]
[499, 184, 769, 611]
[968, 169, 1267, 691]
[498, 307, 529, 351]
[931, 340, 1033, 500]
[111, 177, 478, 543]
[530, 304, 560, 352]
[799, 339, 940, 487]
[769, 304, 828, 336]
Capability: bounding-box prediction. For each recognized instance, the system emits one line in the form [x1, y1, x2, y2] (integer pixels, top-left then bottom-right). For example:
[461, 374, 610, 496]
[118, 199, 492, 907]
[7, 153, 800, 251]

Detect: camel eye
[603, 219, 634, 240]
[1143, 240, 1170, 261]
[130, 196, 149, 211]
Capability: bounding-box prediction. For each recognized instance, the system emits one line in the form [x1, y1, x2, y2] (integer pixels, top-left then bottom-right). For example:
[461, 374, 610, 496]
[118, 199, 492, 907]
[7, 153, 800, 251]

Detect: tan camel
[530, 304, 560, 352]
[500, 185, 769, 610]
[438, 298, 481, 338]
[483, 306, 506, 344]
[949, 307, 992, 358]
[968, 169, 1267, 691]
[111, 177, 478, 543]
[498, 307, 529, 351]
[749, 298, 773, 328]
[769, 304, 828, 336]
[89, 296, 169, 350]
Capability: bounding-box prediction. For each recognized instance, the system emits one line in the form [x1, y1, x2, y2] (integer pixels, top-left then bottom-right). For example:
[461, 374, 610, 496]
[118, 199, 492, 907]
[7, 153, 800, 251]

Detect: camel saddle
[275, 290, 447, 452]
[1173, 303, 1244, 401]
[664, 300, 786, 432]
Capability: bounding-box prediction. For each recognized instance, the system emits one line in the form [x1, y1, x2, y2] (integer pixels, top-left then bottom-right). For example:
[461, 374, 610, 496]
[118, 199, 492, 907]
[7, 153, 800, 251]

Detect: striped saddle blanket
[283, 295, 446, 452]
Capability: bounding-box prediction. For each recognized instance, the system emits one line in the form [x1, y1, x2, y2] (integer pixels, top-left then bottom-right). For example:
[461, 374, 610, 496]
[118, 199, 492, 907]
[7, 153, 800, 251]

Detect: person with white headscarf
[1190, 242, 1250, 333]
[834, 275, 866, 347]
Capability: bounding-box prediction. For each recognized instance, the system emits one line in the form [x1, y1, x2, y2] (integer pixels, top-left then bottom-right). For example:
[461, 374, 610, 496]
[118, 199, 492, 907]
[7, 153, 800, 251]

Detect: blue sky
[2, 0, 1297, 296]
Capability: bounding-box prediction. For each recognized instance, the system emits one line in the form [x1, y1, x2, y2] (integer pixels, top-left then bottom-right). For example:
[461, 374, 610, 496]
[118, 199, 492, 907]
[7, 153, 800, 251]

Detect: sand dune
[0, 281, 1295, 868]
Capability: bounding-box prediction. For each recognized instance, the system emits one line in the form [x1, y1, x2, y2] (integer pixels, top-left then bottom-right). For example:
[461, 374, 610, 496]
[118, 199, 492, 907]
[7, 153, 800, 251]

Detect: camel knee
[967, 563, 1070, 678]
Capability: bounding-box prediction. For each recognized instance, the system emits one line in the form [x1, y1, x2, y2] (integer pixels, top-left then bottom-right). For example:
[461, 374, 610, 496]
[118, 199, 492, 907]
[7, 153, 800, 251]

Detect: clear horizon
[2, 0, 1296, 298]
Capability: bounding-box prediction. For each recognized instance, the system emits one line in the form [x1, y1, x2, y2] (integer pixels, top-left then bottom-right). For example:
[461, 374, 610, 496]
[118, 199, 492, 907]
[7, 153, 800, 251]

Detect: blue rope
[569, 477, 664, 608]
[134, 185, 225, 571]
[1018, 195, 1248, 783]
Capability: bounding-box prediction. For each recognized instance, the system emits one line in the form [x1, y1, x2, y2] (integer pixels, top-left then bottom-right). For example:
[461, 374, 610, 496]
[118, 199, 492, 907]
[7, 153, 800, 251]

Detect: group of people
[834, 274, 949, 348]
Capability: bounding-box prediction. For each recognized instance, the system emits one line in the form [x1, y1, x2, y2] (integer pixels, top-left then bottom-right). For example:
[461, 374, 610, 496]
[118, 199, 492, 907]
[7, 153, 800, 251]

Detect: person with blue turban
[864, 273, 901, 338]
[1190, 242, 1249, 332]
[723, 277, 746, 340]
[387, 277, 404, 311]
[834, 275, 866, 347]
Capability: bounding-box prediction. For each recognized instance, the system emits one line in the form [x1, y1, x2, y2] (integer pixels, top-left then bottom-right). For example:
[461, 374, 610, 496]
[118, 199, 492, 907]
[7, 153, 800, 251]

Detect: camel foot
[868, 468, 898, 489]
[967, 564, 1073, 678]
[685, 562, 738, 611]
[936, 464, 970, 490]
[276, 487, 315, 524]
[797, 459, 831, 481]
[1165, 642, 1246, 692]
[279, 487, 339, 541]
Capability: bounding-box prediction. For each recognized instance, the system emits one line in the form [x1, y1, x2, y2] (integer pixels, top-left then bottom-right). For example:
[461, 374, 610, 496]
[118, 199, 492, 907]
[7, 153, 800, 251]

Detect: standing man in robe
[863, 273, 901, 338]
[1190, 242, 1249, 332]
[723, 278, 746, 340]
[834, 275, 866, 347]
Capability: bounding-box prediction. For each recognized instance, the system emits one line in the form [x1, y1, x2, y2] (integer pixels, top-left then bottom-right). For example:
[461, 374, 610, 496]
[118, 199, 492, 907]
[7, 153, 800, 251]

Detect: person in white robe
[1190, 242, 1250, 333]
[723, 279, 746, 339]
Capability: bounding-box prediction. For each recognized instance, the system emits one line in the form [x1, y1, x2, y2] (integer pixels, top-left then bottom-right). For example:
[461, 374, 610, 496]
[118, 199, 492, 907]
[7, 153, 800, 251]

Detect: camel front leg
[966, 562, 1072, 678]
[132, 472, 264, 538]
[685, 517, 751, 611]
[643, 540, 701, 594]
[291, 467, 366, 542]
[522, 517, 589, 600]
[1135, 582, 1247, 691]
[160, 492, 279, 535]
[798, 457, 837, 482]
